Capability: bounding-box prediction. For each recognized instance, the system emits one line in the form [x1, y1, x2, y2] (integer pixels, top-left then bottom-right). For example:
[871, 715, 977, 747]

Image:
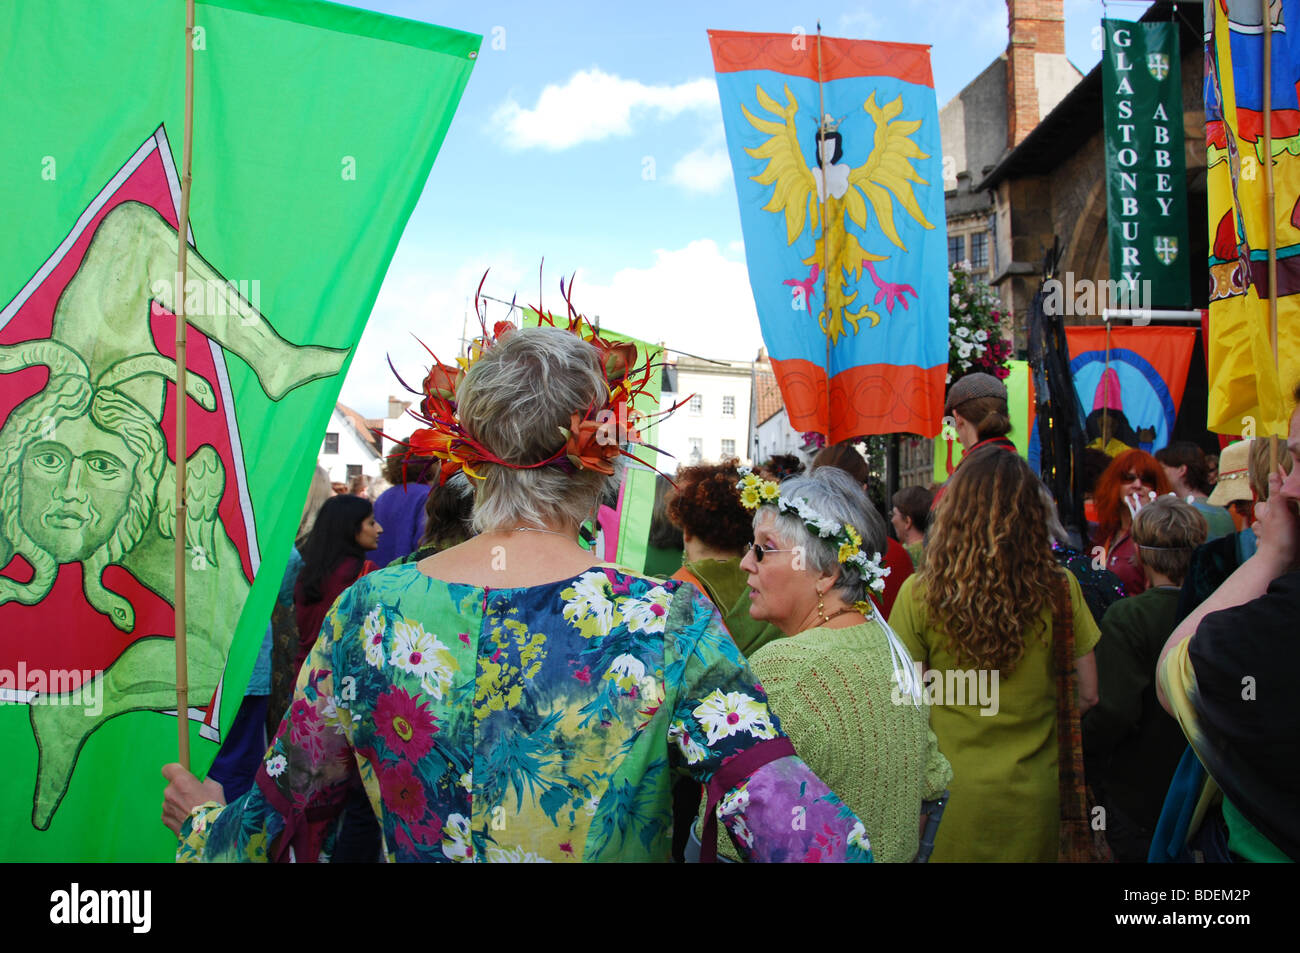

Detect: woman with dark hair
[1155, 441, 1236, 540]
[1091, 449, 1173, 596]
[370, 452, 437, 567]
[292, 494, 381, 679]
[889, 447, 1101, 862]
[668, 460, 781, 658]
[890, 485, 932, 569]
[758, 452, 805, 482]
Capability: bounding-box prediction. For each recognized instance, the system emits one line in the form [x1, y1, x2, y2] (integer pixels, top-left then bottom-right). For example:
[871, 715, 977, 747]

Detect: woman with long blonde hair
[888, 447, 1101, 862]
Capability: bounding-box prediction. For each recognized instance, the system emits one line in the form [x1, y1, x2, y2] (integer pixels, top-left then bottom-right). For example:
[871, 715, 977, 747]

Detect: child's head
[1132, 496, 1208, 587]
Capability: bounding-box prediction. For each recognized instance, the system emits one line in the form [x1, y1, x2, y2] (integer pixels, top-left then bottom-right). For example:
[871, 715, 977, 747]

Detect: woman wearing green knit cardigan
[696, 467, 952, 862]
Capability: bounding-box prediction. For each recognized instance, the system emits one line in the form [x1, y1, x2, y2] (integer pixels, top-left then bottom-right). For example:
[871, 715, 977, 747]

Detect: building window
[721, 438, 736, 458]
[970, 231, 988, 270]
[346, 464, 362, 482]
[323, 432, 339, 454]
[689, 394, 703, 415]
[948, 234, 965, 266]
[722, 395, 735, 418]
[689, 437, 702, 464]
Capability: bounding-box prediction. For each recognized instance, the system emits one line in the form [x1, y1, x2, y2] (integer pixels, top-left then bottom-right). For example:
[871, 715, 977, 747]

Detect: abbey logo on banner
[1102, 19, 1190, 307]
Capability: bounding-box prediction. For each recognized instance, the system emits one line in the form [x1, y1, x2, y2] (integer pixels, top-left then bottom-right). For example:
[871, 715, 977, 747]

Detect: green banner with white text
[1102, 18, 1190, 308]
[0, 0, 477, 860]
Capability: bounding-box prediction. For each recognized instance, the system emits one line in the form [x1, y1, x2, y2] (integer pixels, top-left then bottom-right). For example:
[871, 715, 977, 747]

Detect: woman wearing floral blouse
[161, 321, 872, 862]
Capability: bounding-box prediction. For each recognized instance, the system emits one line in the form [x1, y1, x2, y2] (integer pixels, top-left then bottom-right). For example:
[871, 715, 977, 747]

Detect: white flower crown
[736, 467, 891, 594]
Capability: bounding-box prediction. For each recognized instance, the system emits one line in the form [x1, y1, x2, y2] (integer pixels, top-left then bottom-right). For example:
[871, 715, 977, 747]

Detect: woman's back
[889, 570, 1100, 861]
[185, 562, 821, 862]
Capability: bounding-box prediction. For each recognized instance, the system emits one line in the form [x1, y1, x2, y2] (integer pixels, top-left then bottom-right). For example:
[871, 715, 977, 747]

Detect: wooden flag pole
[1262, 0, 1280, 472]
[1102, 316, 1113, 448]
[173, 0, 196, 770]
[815, 22, 832, 440]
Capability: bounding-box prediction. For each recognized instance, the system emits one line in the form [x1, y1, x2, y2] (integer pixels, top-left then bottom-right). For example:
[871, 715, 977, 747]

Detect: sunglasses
[1121, 472, 1152, 484]
[745, 541, 797, 562]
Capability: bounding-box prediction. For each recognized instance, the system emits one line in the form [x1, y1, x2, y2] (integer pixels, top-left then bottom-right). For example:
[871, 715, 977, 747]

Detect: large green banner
[1102, 18, 1190, 308]
[0, 0, 477, 860]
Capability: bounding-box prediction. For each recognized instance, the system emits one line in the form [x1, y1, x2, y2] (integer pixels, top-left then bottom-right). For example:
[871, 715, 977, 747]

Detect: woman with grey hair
[163, 322, 874, 862]
[694, 466, 951, 862]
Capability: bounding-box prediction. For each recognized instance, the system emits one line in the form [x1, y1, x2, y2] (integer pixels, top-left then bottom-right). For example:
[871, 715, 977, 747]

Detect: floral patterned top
[177, 563, 872, 862]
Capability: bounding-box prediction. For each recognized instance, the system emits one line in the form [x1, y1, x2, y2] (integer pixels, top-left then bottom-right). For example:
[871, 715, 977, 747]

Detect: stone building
[980, 0, 1207, 343]
[941, 0, 1082, 282]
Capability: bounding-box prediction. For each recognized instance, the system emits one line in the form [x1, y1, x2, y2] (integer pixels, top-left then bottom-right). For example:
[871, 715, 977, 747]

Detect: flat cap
[944, 372, 1007, 416]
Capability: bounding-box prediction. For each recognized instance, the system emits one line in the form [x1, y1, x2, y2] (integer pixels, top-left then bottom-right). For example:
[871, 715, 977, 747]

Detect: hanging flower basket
[947, 262, 1012, 387]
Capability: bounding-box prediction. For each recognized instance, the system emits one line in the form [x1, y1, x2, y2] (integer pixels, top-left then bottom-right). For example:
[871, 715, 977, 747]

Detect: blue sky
[339, 0, 1154, 416]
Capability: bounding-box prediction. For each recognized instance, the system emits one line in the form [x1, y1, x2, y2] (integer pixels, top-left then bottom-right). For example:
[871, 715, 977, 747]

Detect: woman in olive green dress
[888, 448, 1100, 862]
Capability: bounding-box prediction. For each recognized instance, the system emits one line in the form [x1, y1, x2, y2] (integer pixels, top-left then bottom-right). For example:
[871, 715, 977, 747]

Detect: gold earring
[817, 589, 829, 624]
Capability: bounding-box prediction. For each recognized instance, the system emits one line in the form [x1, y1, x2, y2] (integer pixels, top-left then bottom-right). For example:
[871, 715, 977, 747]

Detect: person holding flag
[163, 319, 876, 862]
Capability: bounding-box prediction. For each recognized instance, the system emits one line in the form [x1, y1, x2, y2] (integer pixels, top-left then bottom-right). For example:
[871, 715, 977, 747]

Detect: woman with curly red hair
[1091, 449, 1173, 595]
[668, 459, 782, 658]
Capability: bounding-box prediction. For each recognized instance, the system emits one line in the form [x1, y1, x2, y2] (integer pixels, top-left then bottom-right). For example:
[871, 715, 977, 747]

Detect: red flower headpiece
[391, 271, 684, 485]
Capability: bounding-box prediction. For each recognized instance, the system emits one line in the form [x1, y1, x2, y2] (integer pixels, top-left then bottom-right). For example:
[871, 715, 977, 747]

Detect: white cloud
[341, 241, 764, 421]
[339, 256, 527, 420]
[836, 9, 882, 37]
[668, 144, 732, 194]
[493, 68, 718, 150]
[567, 240, 762, 362]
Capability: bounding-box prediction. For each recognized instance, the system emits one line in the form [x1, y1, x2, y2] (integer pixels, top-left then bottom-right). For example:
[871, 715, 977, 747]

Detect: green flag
[1102, 18, 1190, 308]
[0, 0, 477, 860]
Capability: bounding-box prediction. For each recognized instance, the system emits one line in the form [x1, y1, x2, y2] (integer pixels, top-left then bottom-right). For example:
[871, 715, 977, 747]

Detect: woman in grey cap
[945, 372, 1017, 456]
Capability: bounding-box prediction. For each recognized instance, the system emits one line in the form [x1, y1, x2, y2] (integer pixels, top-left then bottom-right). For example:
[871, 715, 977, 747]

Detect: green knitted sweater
[700, 621, 952, 862]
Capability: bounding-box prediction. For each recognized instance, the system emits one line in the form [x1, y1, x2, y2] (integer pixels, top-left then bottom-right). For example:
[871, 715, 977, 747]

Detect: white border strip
[154, 133, 258, 736]
[159, 128, 259, 573]
[209, 337, 261, 572]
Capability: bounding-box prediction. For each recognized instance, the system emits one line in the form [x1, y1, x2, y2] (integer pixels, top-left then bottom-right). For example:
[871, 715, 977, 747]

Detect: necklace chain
[820, 606, 860, 624]
[512, 526, 575, 541]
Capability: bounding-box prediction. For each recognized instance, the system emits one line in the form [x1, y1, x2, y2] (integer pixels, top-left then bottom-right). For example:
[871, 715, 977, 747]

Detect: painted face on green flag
[20, 415, 138, 564]
[0, 148, 349, 831]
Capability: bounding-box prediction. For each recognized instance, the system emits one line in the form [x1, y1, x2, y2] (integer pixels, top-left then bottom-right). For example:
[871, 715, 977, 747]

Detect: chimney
[1006, 0, 1066, 148]
[387, 395, 409, 419]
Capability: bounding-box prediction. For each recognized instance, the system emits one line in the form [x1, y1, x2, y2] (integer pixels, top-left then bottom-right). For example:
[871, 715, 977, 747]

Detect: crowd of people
[162, 324, 1300, 864]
